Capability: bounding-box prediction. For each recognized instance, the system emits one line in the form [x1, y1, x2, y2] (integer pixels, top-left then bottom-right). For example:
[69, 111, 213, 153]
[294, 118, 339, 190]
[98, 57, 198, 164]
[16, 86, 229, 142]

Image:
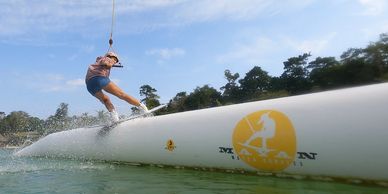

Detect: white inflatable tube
[15, 83, 388, 184]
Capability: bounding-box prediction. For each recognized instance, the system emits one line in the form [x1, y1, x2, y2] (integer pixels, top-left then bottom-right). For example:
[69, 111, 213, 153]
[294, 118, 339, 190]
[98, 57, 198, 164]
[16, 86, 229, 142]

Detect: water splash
[0, 149, 110, 175]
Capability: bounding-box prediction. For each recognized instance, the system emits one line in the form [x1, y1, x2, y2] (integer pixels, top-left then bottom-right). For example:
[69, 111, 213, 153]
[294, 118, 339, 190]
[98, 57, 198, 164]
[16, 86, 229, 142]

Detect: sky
[0, 0, 387, 119]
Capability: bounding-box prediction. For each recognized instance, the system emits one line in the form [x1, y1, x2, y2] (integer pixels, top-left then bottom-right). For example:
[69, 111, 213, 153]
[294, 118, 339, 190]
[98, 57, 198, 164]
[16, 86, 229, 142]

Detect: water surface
[1, 149, 387, 194]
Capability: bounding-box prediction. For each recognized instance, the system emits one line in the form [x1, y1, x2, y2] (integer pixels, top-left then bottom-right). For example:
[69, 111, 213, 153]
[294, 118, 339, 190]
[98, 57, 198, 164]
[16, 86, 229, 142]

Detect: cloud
[146, 48, 186, 61]
[11, 73, 85, 92]
[215, 36, 291, 75]
[68, 44, 96, 61]
[358, 0, 388, 16]
[174, 0, 314, 23]
[217, 37, 279, 64]
[42, 77, 85, 92]
[216, 33, 337, 75]
[0, 0, 179, 37]
[282, 33, 337, 55]
[66, 79, 84, 87]
[0, 0, 315, 39]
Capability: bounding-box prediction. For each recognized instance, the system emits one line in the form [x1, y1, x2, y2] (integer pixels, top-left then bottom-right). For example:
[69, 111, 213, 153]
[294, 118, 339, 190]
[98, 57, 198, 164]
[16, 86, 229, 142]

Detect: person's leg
[94, 91, 120, 122]
[103, 82, 141, 106]
[94, 91, 115, 112]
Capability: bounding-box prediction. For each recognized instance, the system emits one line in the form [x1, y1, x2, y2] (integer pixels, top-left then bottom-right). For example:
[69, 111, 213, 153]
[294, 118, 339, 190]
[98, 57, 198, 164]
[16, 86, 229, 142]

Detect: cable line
[107, 0, 123, 68]
[108, 0, 116, 52]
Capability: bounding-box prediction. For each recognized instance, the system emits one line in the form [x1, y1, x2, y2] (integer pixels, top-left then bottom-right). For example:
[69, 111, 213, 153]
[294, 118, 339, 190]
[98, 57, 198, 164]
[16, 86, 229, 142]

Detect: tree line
[1, 33, 387, 142]
[155, 33, 388, 114]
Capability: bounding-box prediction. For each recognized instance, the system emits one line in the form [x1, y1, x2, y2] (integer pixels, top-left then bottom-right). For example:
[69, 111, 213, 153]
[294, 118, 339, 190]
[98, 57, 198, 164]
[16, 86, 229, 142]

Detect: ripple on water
[1, 148, 388, 194]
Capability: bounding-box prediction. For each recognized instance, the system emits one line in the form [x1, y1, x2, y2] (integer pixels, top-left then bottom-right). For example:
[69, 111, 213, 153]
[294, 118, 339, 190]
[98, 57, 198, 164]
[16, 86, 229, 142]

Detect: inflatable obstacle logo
[232, 110, 296, 171]
[165, 139, 176, 152]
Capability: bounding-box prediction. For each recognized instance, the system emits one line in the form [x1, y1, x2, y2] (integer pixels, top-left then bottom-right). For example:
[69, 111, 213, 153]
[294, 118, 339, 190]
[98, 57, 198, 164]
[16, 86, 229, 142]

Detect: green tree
[341, 58, 378, 85]
[268, 76, 285, 92]
[280, 53, 312, 94]
[340, 44, 382, 85]
[28, 117, 45, 134]
[0, 112, 7, 134]
[239, 66, 271, 100]
[363, 33, 388, 76]
[55, 103, 69, 120]
[340, 48, 365, 62]
[45, 103, 70, 132]
[166, 92, 188, 113]
[9, 111, 30, 132]
[220, 69, 240, 104]
[308, 57, 341, 89]
[0, 111, 30, 133]
[184, 85, 222, 110]
[139, 85, 161, 109]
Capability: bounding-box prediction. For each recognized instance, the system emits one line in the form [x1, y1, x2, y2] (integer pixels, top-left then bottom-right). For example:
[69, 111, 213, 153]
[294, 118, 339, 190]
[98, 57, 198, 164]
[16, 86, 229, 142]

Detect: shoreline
[0, 145, 20, 149]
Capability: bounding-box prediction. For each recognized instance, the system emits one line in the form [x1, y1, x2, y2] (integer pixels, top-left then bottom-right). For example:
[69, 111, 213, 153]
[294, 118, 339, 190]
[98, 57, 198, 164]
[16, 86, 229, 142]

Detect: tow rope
[108, 0, 123, 68]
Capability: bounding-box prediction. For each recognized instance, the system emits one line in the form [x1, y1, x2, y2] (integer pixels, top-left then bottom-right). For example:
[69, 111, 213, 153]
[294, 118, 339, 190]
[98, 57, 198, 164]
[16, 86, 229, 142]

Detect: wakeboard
[117, 104, 167, 123]
[100, 104, 167, 133]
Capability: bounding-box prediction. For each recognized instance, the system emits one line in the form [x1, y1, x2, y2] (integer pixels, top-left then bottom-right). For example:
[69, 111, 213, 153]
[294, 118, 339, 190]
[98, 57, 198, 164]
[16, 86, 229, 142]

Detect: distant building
[0, 112, 5, 120]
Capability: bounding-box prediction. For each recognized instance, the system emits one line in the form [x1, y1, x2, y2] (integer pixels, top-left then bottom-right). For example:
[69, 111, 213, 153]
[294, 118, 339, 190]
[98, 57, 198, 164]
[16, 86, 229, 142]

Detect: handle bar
[112, 62, 123, 68]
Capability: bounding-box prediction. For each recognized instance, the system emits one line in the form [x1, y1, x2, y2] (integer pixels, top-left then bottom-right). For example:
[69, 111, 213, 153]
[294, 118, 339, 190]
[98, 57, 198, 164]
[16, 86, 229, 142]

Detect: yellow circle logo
[232, 110, 297, 171]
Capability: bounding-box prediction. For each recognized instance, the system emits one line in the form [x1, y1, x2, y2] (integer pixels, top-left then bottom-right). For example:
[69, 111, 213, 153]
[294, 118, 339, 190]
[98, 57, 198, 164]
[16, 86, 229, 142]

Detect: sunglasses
[108, 56, 118, 62]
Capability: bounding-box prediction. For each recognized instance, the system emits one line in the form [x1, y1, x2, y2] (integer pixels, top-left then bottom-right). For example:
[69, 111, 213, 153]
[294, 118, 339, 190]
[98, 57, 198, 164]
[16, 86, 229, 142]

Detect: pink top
[85, 56, 116, 81]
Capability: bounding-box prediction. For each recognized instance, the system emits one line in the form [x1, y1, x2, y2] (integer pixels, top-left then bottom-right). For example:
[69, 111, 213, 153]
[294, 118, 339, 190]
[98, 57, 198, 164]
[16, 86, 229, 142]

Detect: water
[1, 149, 387, 194]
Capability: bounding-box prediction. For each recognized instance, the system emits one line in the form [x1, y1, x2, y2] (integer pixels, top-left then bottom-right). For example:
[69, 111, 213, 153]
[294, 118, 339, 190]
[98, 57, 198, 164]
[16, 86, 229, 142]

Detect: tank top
[85, 56, 115, 81]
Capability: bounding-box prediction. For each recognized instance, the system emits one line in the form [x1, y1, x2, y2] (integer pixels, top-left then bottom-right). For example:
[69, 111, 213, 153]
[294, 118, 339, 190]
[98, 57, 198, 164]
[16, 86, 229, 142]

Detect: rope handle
[112, 64, 123, 68]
